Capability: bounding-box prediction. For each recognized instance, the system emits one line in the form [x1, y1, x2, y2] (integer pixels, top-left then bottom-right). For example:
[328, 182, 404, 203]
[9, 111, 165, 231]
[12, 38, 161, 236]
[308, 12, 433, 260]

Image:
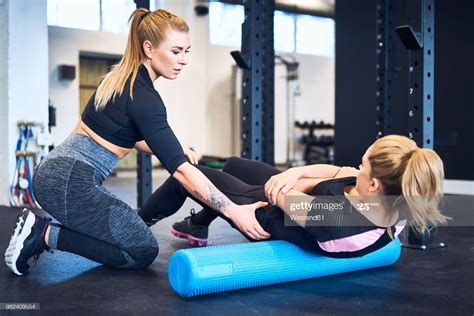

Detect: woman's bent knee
[126, 241, 159, 269]
[223, 156, 242, 173]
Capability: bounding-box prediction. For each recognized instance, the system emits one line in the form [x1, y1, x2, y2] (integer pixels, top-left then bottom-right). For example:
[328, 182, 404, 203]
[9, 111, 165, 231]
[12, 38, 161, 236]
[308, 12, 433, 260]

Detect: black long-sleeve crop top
[81, 64, 187, 174]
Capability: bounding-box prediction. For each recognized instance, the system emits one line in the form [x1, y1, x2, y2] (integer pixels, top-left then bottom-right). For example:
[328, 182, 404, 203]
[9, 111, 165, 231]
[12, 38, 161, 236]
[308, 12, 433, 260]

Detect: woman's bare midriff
[74, 121, 132, 159]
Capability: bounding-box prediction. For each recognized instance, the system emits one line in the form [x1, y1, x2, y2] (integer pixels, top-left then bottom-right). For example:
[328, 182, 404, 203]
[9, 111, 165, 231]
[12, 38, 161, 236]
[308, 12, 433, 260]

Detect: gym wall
[0, 0, 49, 206]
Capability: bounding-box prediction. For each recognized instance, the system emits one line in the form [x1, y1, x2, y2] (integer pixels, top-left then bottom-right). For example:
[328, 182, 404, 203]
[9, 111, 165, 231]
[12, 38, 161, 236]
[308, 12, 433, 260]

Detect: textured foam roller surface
[168, 238, 401, 297]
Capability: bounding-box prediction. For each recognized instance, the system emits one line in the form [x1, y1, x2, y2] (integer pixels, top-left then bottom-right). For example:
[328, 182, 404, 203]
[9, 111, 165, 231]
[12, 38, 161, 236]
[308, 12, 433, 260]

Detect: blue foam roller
[169, 238, 401, 297]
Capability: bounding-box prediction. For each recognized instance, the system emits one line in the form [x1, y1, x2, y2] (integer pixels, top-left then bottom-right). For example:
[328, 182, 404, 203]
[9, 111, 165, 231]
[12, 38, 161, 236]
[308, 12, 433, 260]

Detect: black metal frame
[232, 0, 275, 164]
[261, 1, 275, 165]
[134, 0, 149, 10]
[396, 0, 435, 149]
[135, 0, 152, 208]
[395, 0, 444, 249]
[376, 0, 395, 137]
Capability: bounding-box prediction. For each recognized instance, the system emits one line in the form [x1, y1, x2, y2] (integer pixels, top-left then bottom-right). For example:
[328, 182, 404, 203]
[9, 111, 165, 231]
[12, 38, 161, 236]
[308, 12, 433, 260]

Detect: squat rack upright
[232, 0, 275, 166]
[379, 0, 444, 249]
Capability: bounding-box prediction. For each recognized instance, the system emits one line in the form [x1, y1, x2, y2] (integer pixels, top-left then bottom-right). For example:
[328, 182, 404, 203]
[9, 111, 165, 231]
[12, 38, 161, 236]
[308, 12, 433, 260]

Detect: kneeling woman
[140, 135, 448, 258]
[5, 8, 268, 276]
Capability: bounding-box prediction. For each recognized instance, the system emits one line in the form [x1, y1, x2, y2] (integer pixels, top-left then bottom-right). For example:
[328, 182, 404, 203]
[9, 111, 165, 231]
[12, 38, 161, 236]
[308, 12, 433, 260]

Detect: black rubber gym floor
[0, 205, 473, 315]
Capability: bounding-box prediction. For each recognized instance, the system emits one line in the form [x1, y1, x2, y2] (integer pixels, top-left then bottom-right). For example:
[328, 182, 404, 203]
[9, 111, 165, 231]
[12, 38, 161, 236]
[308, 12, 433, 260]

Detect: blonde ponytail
[94, 8, 189, 110]
[401, 148, 449, 233]
[368, 135, 449, 233]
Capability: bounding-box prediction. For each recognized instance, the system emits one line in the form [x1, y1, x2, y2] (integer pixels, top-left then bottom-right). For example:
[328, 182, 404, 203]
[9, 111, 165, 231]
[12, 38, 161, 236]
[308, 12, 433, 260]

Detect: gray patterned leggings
[33, 133, 158, 269]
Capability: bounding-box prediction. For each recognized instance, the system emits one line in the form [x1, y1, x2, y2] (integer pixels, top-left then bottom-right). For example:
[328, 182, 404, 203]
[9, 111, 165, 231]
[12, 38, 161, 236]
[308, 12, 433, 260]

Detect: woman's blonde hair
[94, 8, 189, 110]
[368, 135, 448, 233]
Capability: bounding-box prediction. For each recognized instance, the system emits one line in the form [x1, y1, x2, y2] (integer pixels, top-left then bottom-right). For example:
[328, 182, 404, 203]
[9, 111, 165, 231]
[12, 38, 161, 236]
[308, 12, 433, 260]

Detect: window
[209, 3, 334, 57]
[209, 3, 244, 47]
[274, 11, 295, 53]
[48, 0, 100, 31]
[47, 0, 137, 33]
[296, 15, 335, 57]
[101, 0, 137, 33]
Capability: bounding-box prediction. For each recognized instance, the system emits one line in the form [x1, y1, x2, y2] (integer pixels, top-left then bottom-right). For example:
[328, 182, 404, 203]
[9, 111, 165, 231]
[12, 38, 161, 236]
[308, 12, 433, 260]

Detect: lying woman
[139, 135, 448, 258]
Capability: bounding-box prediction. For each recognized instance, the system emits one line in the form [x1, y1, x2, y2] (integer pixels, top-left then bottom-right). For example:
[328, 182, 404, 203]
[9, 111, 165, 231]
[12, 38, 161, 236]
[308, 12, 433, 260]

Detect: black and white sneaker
[4, 208, 52, 276]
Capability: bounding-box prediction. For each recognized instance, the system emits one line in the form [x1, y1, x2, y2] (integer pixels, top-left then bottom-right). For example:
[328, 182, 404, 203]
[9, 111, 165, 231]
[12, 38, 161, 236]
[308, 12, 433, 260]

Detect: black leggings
[139, 157, 318, 251]
[188, 156, 282, 226]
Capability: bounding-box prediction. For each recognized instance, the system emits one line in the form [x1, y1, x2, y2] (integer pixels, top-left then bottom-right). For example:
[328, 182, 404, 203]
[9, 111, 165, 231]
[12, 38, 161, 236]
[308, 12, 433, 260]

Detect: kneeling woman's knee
[126, 239, 159, 269]
[142, 242, 159, 268]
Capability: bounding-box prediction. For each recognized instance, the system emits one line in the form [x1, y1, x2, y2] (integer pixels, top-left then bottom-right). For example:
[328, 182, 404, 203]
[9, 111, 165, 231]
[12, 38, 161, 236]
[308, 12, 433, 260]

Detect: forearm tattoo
[194, 184, 230, 213]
